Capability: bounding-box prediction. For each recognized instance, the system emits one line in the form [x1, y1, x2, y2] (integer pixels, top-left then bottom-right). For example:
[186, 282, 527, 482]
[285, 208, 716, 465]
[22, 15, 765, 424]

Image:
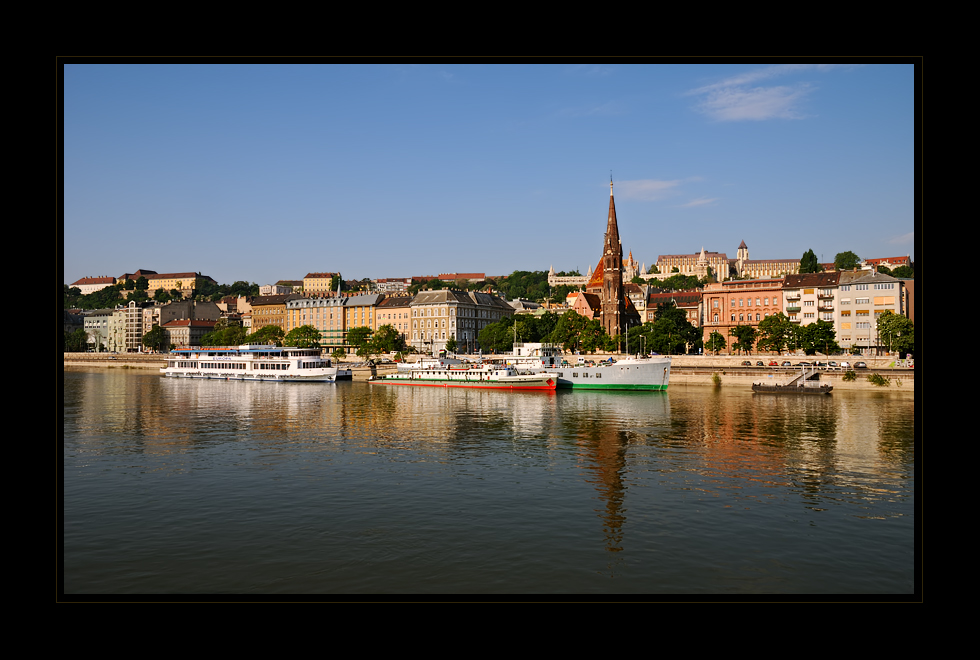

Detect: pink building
[701, 278, 784, 354]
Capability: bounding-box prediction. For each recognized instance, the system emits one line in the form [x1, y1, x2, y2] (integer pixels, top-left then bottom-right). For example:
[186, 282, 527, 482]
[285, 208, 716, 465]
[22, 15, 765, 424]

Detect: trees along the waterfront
[369, 324, 405, 355]
[627, 301, 699, 355]
[64, 328, 88, 352]
[579, 319, 609, 353]
[756, 313, 793, 354]
[346, 326, 373, 358]
[548, 310, 589, 353]
[706, 331, 727, 355]
[142, 325, 169, 352]
[243, 324, 284, 346]
[876, 310, 914, 357]
[201, 324, 248, 347]
[284, 324, 322, 349]
[799, 319, 840, 356]
[729, 324, 757, 355]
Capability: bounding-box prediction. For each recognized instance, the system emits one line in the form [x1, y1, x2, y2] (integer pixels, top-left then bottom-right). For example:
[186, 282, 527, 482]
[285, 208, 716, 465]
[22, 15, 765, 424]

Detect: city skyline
[63, 61, 917, 287]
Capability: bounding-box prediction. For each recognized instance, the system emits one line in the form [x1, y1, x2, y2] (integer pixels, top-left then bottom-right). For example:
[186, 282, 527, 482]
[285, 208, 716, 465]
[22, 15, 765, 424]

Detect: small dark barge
[752, 367, 832, 394]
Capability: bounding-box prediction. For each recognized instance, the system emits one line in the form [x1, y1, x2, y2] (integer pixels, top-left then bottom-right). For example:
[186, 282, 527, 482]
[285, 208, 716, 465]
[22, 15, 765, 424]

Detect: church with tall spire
[585, 179, 641, 340]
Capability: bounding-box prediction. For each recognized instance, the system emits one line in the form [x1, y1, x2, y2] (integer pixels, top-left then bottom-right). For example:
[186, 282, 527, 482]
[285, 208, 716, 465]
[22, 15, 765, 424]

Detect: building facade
[162, 319, 218, 348]
[70, 276, 116, 296]
[701, 278, 784, 354]
[836, 270, 905, 354]
[284, 295, 348, 348]
[410, 289, 514, 354]
[781, 272, 841, 327]
[251, 294, 300, 333]
[302, 272, 340, 294]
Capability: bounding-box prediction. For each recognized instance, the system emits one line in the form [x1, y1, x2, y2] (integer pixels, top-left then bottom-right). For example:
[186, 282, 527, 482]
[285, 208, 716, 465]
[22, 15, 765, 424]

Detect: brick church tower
[601, 179, 626, 339]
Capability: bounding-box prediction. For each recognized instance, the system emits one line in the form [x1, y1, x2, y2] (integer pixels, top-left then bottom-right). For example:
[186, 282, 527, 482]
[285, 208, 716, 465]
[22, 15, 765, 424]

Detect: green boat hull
[558, 381, 668, 390]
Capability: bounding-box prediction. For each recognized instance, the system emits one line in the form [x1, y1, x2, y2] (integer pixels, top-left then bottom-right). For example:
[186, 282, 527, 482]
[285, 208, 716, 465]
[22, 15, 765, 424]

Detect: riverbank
[64, 353, 913, 391]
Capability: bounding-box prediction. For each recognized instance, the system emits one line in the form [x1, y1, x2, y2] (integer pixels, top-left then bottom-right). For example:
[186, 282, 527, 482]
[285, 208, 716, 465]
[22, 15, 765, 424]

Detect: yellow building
[115, 271, 217, 299]
[251, 294, 298, 333]
[285, 295, 348, 348]
[302, 272, 340, 294]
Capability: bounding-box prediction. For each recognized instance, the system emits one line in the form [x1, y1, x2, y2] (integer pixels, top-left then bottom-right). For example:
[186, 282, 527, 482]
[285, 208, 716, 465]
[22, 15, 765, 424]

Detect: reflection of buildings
[568, 392, 671, 556]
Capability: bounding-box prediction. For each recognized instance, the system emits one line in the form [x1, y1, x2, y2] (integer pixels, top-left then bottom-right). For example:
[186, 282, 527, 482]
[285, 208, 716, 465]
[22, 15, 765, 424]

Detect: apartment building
[837, 270, 904, 354]
[410, 289, 514, 355]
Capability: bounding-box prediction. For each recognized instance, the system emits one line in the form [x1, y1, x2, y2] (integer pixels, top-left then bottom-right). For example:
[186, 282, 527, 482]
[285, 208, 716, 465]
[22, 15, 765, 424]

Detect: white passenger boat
[495, 343, 671, 391]
[161, 345, 337, 382]
[369, 362, 557, 391]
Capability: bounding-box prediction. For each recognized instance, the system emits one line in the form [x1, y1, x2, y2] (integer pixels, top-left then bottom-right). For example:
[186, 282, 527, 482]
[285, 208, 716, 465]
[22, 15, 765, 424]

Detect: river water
[62, 368, 916, 597]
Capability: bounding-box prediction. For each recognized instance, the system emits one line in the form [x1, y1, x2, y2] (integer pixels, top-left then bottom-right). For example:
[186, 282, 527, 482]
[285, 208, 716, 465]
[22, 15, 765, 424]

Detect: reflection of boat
[161, 345, 337, 382]
[752, 367, 832, 394]
[495, 343, 671, 391]
[369, 363, 557, 390]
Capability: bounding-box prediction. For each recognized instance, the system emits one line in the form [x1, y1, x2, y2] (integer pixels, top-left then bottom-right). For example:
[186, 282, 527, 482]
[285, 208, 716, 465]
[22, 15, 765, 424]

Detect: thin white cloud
[696, 84, 813, 121]
[559, 100, 625, 117]
[888, 231, 914, 245]
[685, 64, 854, 122]
[676, 197, 719, 208]
[615, 177, 700, 201]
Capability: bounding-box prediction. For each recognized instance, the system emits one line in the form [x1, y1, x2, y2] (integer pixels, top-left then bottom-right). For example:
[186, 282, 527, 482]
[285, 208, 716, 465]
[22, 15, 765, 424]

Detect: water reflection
[63, 369, 914, 594]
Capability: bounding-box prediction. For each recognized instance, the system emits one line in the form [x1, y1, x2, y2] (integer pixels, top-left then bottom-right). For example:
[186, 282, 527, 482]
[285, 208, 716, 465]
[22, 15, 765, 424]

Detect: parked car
[854, 361, 867, 368]
[741, 360, 752, 366]
[769, 361, 779, 366]
[828, 361, 838, 367]
[756, 361, 765, 366]
[839, 361, 850, 369]
[797, 362, 811, 366]
[781, 361, 792, 367]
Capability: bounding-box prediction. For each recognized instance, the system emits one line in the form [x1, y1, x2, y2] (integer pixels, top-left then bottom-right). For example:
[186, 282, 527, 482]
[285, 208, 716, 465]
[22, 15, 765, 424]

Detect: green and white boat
[497, 343, 671, 391]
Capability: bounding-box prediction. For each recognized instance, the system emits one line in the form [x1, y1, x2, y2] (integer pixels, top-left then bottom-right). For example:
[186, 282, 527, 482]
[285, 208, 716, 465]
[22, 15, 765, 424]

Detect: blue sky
[63, 62, 917, 288]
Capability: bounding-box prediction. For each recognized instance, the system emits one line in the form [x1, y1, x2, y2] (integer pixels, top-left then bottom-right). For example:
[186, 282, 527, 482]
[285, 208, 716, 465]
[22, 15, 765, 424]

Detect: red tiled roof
[71, 276, 115, 285]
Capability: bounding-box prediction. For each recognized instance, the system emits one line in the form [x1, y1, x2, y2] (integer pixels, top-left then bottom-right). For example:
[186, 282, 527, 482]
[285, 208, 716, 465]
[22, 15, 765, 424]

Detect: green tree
[756, 313, 793, 354]
[142, 325, 169, 352]
[799, 320, 839, 356]
[659, 273, 704, 291]
[729, 325, 757, 354]
[201, 325, 247, 347]
[445, 336, 458, 353]
[284, 324, 322, 348]
[834, 251, 861, 271]
[331, 348, 347, 361]
[800, 249, 821, 274]
[478, 317, 515, 354]
[876, 311, 914, 357]
[706, 331, 726, 355]
[547, 310, 588, 353]
[579, 319, 609, 353]
[346, 326, 372, 355]
[244, 325, 284, 346]
[135, 276, 149, 291]
[64, 328, 88, 352]
[369, 324, 405, 354]
[891, 264, 914, 278]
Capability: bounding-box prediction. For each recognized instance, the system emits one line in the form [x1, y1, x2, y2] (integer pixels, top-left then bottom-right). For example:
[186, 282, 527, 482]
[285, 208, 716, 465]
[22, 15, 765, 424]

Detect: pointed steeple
[605, 178, 622, 258]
